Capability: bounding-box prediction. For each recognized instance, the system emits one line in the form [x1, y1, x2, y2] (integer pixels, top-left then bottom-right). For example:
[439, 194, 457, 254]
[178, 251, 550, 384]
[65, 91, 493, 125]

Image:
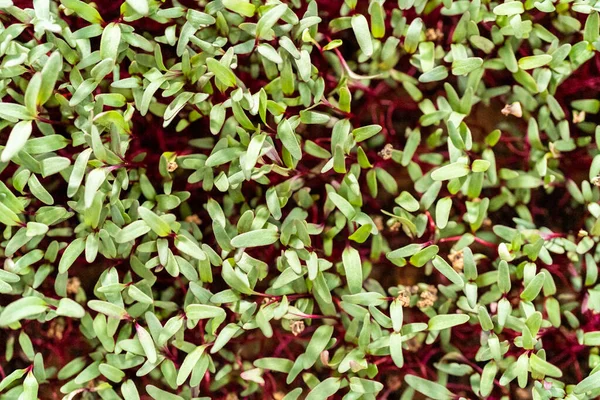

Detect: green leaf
[256, 3, 288, 39]
[472, 159, 490, 173]
[1, 121, 33, 163]
[432, 256, 464, 286]
[404, 375, 453, 400]
[230, 229, 279, 248]
[174, 235, 207, 261]
[328, 192, 356, 219]
[207, 58, 237, 87]
[99, 363, 125, 382]
[116, 221, 151, 243]
[138, 207, 171, 237]
[0, 297, 48, 327]
[0, 103, 34, 122]
[493, 1, 524, 15]
[185, 304, 226, 320]
[278, 119, 302, 160]
[305, 377, 342, 400]
[520, 272, 545, 301]
[404, 18, 423, 53]
[389, 331, 404, 368]
[435, 197, 452, 229]
[58, 237, 85, 273]
[126, 0, 149, 15]
[395, 191, 420, 212]
[303, 325, 334, 369]
[56, 298, 85, 318]
[88, 300, 128, 319]
[452, 57, 483, 76]
[428, 313, 470, 331]
[351, 14, 373, 57]
[342, 246, 363, 294]
[419, 65, 448, 83]
[409, 245, 439, 267]
[575, 371, 600, 394]
[60, 0, 104, 23]
[431, 162, 470, 181]
[518, 54, 552, 70]
[353, 125, 381, 142]
[84, 168, 108, 209]
[146, 385, 184, 400]
[529, 353, 562, 378]
[177, 345, 206, 385]
[100, 23, 121, 63]
[222, 0, 255, 17]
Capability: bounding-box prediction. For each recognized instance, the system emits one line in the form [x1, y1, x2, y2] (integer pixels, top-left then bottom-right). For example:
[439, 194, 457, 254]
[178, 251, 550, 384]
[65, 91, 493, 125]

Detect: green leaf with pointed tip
[410, 245, 439, 267]
[60, 0, 104, 23]
[520, 272, 545, 301]
[138, 207, 171, 237]
[56, 298, 85, 318]
[328, 192, 356, 219]
[303, 325, 334, 369]
[177, 345, 206, 385]
[207, 58, 237, 87]
[428, 313, 470, 331]
[432, 256, 464, 286]
[277, 119, 302, 160]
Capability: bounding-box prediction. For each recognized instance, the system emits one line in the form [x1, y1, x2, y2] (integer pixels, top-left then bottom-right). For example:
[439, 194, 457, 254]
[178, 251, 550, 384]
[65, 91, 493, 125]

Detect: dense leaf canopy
[1, 0, 600, 399]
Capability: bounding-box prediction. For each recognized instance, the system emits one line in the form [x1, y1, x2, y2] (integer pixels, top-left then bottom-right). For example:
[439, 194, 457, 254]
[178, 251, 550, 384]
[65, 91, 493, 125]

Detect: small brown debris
[373, 215, 384, 231]
[573, 110, 586, 124]
[397, 289, 411, 307]
[501, 102, 522, 118]
[417, 286, 438, 308]
[67, 277, 81, 295]
[448, 249, 464, 271]
[47, 319, 65, 340]
[167, 161, 178, 172]
[185, 214, 202, 224]
[389, 220, 402, 232]
[425, 28, 444, 41]
[378, 144, 394, 160]
[291, 320, 305, 336]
